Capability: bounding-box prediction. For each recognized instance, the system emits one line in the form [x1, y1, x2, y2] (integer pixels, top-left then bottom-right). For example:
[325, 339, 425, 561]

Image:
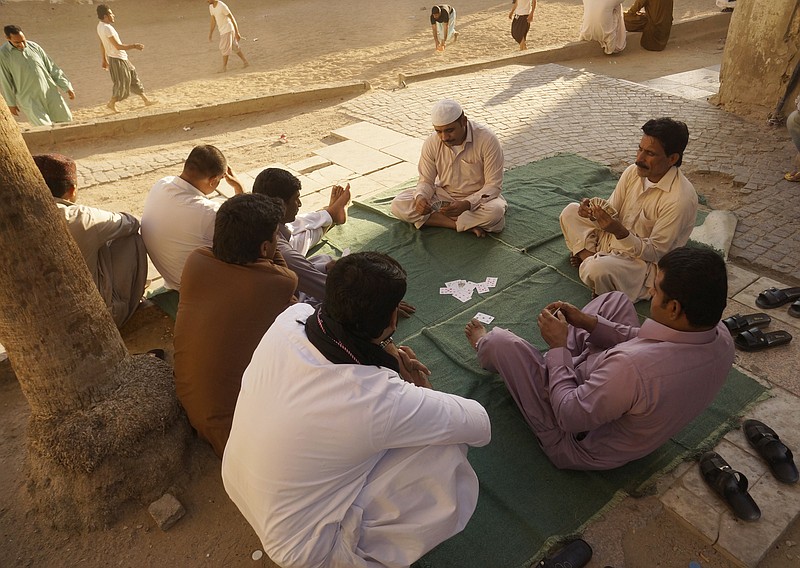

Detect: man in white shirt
[391, 99, 506, 237]
[96, 4, 154, 112]
[223, 252, 491, 568]
[559, 117, 697, 301]
[141, 145, 243, 290]
[207, 0, 249, 72]
[509, 0, 536, 50]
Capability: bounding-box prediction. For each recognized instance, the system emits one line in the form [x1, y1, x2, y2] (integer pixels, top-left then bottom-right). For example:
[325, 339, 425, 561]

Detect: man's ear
[258, 240, 273, 259]
[668, 298, 683, 321]
[63, 185, 78, 202]
[667, 152, 680, 167]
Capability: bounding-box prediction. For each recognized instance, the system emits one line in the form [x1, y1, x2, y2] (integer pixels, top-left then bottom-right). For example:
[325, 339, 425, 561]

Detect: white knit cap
[431, 99, 463, 126]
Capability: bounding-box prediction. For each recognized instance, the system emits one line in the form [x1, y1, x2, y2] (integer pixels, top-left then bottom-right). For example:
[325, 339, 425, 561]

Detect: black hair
[641, 118, 690, 167]
[212, 193, 285, 265]
[183, 145, 227, 178]
[252, 168, 302, 202]
[657, 247, 727, 328]
[325, 252, 407, 339]
[4, 25, 23, 37]
[96, 4, 111, 19]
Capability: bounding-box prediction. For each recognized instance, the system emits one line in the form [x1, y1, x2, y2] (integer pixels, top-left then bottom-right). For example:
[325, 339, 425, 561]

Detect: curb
[22, 81, 371, 148]
[398, 12, 731, 87]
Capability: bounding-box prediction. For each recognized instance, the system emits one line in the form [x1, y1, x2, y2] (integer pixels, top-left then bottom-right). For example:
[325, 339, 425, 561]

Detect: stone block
[313, 140, 401, 175]
[331, 122, 414, 150]
[148, 493, 185, 531]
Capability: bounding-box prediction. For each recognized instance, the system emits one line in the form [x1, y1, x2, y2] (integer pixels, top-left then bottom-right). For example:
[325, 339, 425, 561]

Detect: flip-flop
[722, 313, 771, 334]
[699, 451, 761, 521]
[784, 171, 800, 182]
[743, 419, 799, 484]
[538, 538, 593, 568]
[734, 327, 793, 351]
[790, 300, 800, 318]
[755, 287, 800, 309]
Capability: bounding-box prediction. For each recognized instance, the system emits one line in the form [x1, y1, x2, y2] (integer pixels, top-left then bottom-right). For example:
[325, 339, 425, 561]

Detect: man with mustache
[559, 117, 697, 301]
[391, 99, 506, 237]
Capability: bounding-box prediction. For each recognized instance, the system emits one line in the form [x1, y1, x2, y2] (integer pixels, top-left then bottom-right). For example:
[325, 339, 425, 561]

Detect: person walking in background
[96, 4, 155, 113]
[431, 5, 458, 52]
[207, 0, 249, 72]
[624, 0, 673, 52]
[509, 0, 535, 51]
[579, 0, 626, 55]
[784, 96, 800, 182]
[0, 25, 74, 126]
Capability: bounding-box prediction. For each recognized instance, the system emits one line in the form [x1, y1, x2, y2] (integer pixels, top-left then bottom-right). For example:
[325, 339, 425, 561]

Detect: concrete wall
[717, 0, 800, 119]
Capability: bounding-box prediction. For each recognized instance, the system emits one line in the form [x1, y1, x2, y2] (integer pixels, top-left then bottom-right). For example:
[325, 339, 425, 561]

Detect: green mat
[312, 154, 767, 568]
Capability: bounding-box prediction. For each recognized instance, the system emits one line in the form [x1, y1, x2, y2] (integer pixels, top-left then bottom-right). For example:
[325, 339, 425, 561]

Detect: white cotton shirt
[209, 1, 235, 35]
[141, 175, 221, 290]
[222, 303, 491, 568]
[514, 0, 534, 16]
[97, 21, 127, 60]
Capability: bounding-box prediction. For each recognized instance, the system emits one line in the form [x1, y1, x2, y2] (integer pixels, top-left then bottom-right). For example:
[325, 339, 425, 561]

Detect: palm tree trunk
[0, 106, 189, 529]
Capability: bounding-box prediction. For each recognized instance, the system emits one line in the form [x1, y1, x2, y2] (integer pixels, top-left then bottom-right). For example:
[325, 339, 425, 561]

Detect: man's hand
[101, 59, 109, 71]
[386, 342, 432, 388]
[537, 306, 569, 349]
[590, 204, 629, 240]
[577, 198, 593, 219]
[439, 199, 470, 218]
[8, 106, 19, 116]
[224, 166, 244, 194]
[133, 43, 144, 51]
[398, 300, 416, 319]
[413, 195, 432, 216]
[542, 301, 598, 333]
[67, 90, 75, 100]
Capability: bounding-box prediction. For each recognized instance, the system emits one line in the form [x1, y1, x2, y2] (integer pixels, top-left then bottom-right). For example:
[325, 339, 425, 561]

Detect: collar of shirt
[447, 120, 474, 157]
[641, 165, 680, 194]
[172, 175, 209, 198]
[638, 318, 720, 345]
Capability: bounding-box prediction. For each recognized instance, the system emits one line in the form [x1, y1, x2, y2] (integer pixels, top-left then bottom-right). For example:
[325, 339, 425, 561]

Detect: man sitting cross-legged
[33, 153, 147, 328]
[141, 144, 243, 290]
[391, 98, 506, 237]
[223, 252, 491, 568]
[559, 117, 697, 301]
[465, 247, 733, 470]
[252, 167, 349, 303]
[173, 193, 297, 458]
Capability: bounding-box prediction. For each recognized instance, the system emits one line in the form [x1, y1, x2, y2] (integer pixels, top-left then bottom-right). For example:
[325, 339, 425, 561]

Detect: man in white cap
[391, 99, 506, 237]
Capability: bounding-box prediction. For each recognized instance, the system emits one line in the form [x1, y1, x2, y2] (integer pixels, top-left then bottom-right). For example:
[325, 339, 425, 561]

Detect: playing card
[475, 283, 490, 294]
[473, 312, 495, 324]
[452, 288, 474, 303]
[485, 277, 498, 288]
[430, 200, 452, 212]
[439, 287, 454, 295]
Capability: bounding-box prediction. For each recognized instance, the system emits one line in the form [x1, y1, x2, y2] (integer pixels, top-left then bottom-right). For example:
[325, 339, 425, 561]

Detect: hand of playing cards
[440, 277, 498, 303]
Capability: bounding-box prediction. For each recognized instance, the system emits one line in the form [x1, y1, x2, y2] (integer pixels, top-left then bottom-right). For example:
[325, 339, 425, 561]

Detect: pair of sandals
[700, 419, 799, 522]
[723, 312, 792, 351]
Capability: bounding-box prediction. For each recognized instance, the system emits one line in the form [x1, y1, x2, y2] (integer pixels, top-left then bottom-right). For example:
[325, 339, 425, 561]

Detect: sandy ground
[6, 1, 800, 567]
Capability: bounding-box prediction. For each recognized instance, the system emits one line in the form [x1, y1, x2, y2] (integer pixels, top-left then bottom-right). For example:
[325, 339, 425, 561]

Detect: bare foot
[465, 319, 487, 351]
[569, 250, 592, 267]
[216, 67, 228, 74]
[470, 227, 487, 238]
[143, 99, 157, 107]
[242, 61, 250, 68]
[325, 184, 351, 225]
[106, 101, 118, 113]
[520, 40, 527, 50]
[328, 185, 344, 207]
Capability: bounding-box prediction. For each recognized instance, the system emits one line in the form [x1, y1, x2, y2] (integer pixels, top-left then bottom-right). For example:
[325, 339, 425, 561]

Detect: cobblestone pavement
[339, 63, 800, 282]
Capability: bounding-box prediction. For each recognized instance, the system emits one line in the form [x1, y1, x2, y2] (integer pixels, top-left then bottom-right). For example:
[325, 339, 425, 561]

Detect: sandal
[743, 419, 799, 484]
[755, 287, 800, 309]
[699, 451, 761, 521]
[784, 171, 800, 182]
[790, 300, 800, 318]
[734, 327, 792, 351]
[722, 313, 771, 334]
[538, 538, 593, 568]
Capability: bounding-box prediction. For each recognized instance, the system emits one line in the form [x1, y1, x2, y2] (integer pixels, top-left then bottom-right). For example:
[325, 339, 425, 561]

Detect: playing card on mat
[473, 312, 495, 324]
[485, 277, 498, 288]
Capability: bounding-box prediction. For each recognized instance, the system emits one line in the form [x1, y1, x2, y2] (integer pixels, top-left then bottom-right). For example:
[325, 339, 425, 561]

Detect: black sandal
[722, 313, 771, 334]
[734, 327, 792, 351]
[743, 420, 799, 484]
[699, 451, 761, 521]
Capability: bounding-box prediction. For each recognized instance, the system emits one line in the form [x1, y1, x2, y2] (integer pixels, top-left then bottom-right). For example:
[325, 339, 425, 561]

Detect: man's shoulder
[470, 121, 501, 144]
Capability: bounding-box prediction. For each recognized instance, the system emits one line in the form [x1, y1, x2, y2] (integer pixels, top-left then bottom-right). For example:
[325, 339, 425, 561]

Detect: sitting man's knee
[560, 201, 580, 223]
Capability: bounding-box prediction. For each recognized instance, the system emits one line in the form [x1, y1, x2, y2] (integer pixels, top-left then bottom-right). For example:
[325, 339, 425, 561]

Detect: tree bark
[716, 0, 800, 118]
[0, 105, 190, 529]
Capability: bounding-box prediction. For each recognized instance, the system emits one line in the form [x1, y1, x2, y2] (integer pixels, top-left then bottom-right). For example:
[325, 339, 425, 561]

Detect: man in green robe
[0, 25, 74, 126]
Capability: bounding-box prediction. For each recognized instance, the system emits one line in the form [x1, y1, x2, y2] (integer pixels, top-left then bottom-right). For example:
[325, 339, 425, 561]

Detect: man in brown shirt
[624, 0, 673, 51]
[173, 193, 297, 458]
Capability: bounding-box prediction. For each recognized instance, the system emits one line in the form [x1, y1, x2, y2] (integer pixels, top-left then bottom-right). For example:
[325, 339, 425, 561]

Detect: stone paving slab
[305, 164, 359, 188]
[363, 161, 418, 190]
[313, 140, 401, 175]
[338, 63, 800, 283]
[288, 155, 331, 174]
[639, 79, 716, 100]
[331, 122, 415, 150]
[381, 137, 426, 164]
